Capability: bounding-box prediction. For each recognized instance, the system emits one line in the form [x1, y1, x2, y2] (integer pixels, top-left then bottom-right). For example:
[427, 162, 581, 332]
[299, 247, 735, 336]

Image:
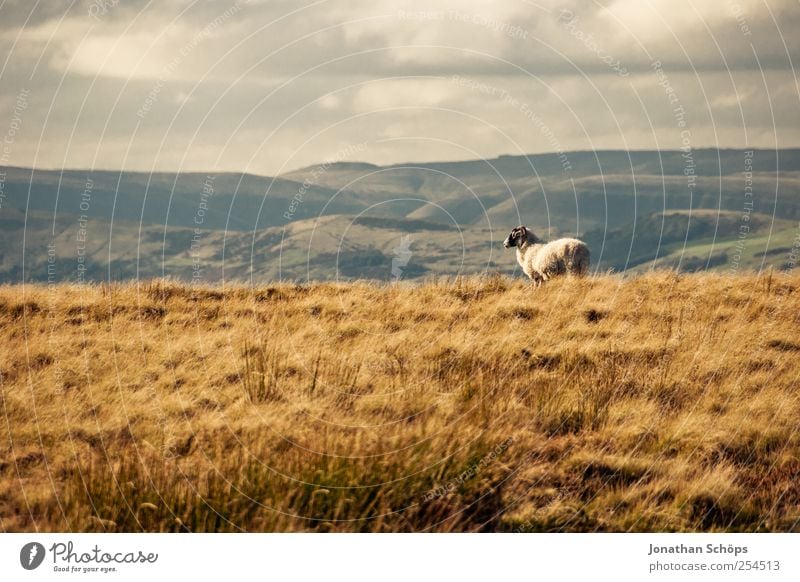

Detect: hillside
[2, 273, 799, 532]
[2, 148, 800, 283]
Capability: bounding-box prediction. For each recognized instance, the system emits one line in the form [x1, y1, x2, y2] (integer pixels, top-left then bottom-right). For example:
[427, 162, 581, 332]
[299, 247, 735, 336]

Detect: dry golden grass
[1, 272, 799, 532]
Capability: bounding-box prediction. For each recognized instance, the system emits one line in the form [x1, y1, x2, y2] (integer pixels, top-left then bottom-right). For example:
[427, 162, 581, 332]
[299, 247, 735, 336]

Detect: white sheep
[503, 225, 590, 283]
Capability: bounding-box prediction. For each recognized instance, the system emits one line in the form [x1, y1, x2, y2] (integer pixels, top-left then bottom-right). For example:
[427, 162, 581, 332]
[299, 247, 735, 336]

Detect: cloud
[0, 0, 797, 174]
[352, 78, 458, 110]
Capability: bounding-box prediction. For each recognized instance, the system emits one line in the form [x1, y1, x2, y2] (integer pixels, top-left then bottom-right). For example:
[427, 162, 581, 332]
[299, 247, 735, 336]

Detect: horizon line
[1, 146, 799, 178]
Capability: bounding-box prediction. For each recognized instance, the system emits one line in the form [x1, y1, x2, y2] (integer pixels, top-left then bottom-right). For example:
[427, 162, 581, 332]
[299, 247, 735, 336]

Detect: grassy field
[1, 272, 799, 532]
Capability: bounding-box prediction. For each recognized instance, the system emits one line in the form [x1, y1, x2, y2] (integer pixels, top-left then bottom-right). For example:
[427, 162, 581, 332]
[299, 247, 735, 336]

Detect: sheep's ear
[520, 226, 527, 235]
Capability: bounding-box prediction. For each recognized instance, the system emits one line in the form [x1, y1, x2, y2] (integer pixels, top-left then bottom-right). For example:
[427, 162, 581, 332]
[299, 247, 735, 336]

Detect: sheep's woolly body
[516, 236, 590, 282]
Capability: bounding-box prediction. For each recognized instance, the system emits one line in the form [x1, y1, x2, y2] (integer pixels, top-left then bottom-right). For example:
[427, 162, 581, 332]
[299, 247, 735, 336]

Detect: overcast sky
[0, 0, 798, 175]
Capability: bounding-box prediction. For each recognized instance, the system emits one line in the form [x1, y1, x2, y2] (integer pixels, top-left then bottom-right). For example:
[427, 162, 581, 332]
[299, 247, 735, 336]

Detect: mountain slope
[2, 148, 799, 282]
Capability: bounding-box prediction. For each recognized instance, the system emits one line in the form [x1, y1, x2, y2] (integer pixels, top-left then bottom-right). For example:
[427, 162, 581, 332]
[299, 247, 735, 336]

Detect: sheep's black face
[503, 226, 526, 248]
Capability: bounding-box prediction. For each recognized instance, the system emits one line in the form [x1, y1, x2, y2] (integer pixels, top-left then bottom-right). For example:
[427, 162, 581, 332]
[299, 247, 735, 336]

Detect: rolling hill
[2, 148, 799, 283]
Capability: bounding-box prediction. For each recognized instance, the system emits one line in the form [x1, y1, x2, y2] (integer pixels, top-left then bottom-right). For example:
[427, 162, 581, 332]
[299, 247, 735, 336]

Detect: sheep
[503, 225, 590, 283]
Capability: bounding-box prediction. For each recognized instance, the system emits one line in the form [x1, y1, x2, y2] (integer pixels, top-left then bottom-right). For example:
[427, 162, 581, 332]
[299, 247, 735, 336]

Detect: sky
[0, 0, 798, 176]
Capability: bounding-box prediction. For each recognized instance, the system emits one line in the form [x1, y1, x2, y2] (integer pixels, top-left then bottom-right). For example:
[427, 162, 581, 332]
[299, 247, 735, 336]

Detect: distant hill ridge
[2, 148, 799, 282]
